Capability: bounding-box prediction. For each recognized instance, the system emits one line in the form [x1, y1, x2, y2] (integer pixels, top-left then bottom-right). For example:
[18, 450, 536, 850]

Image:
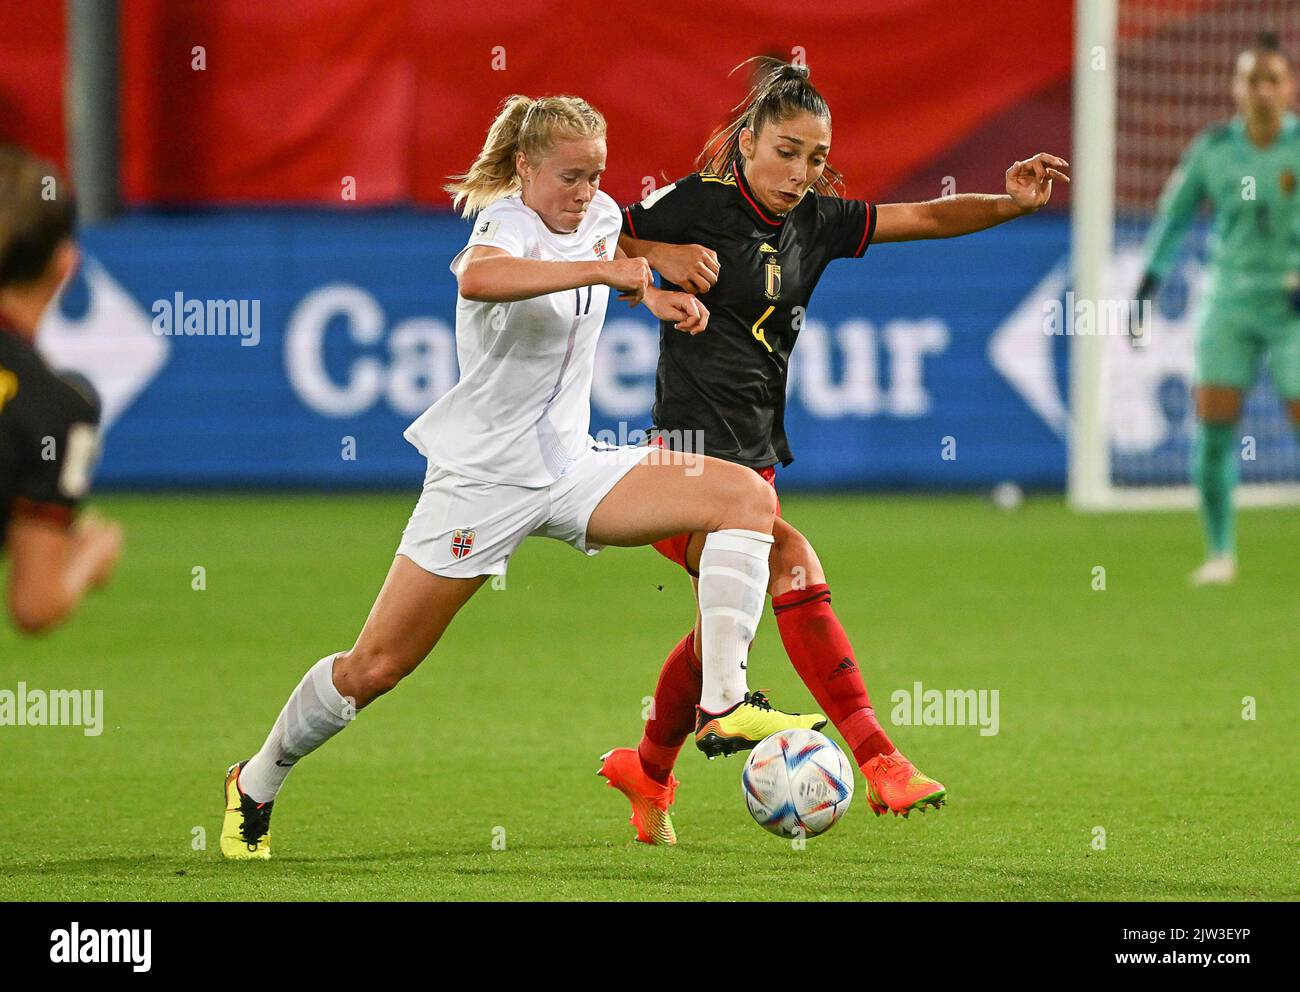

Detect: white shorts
[395, 441, 654, 579]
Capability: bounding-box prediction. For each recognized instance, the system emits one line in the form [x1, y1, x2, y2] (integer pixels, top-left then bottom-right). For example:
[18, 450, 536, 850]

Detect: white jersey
[405, 191, 623, 487]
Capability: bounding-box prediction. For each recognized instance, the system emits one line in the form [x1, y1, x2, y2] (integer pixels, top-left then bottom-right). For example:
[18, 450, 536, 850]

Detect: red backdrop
[0, 0, 1074, 207]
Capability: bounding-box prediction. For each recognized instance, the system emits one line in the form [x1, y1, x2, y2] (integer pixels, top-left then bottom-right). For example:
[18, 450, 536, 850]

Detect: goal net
[1071, 0, 1300, 509]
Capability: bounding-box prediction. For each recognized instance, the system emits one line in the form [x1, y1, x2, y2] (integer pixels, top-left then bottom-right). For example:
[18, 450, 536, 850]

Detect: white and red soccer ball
[742, 728, 853, 838]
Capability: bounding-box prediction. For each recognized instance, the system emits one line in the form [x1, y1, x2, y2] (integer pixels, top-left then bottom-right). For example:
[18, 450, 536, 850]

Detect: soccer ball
[741, 729, 853, 838]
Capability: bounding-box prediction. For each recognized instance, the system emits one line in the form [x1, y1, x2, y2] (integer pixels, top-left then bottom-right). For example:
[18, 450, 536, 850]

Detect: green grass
[1, 492, 1296, 901]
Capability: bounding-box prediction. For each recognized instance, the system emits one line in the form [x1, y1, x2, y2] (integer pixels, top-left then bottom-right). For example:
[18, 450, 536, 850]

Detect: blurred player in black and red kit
[598, 59, 1068, 841]
[0, 146, 122, 634]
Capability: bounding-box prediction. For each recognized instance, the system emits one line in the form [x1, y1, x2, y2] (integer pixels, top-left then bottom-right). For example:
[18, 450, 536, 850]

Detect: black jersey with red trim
[0, 325, 101, 552]
[622, 157, 875, 468]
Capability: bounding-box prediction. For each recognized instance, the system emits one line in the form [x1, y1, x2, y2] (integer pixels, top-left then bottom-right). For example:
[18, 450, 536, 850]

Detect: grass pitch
[1, 492, 1295, 901]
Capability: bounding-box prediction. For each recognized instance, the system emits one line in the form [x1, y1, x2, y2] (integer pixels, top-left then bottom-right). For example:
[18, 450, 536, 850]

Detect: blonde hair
[444, 94, 607, 217]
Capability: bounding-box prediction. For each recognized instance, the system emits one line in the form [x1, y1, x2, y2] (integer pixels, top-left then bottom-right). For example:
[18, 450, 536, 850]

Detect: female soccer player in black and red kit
[598, 59, 1067, 842]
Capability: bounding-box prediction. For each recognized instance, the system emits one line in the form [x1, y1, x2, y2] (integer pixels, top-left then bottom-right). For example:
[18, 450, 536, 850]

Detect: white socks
[233, 531, 773, 800]
[239, 653, 354, 804]
[697, 528, 773, 714]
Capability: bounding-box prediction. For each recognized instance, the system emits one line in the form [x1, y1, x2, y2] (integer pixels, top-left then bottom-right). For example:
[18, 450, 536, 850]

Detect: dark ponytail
[696, 56, 843, 197]
[1254, 29, 1281, 53]
[0, 145, 75, 289]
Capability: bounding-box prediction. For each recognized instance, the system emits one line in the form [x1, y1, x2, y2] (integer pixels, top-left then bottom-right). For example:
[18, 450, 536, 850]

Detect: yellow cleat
[695, 690, 826, 758]
[220, 761, 273, 860]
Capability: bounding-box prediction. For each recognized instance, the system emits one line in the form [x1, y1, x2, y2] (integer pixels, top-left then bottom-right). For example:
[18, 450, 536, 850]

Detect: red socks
[637, 586, 891, 781]
[771, 584, 894, 766]
[637, 629, 702, 784]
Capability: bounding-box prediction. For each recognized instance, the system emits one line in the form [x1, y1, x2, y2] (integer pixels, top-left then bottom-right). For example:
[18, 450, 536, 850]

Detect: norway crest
[450, 529, 476, 559]
[592, 236, 608, 260]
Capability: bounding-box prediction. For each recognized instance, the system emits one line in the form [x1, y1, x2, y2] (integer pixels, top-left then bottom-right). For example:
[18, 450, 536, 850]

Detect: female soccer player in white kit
[220, 94, 819, 858]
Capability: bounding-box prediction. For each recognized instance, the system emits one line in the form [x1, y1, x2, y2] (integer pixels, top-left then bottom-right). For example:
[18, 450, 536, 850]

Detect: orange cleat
[597, 747, 679, 845]
[861, 749, 946, 817]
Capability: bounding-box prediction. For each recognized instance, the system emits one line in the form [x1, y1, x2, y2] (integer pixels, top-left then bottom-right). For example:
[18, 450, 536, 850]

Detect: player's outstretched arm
[455, 245, 652, 303]
[6, 512, 123, 635]
[873, 153, 1070, 243]
[618, 234, 720, 294]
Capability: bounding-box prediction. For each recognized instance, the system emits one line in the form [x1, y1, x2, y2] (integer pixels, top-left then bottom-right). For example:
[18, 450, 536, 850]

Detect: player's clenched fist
[603, 256, 652, 303]
[646, 289, 709, 334]
[650, 243, 720, 294]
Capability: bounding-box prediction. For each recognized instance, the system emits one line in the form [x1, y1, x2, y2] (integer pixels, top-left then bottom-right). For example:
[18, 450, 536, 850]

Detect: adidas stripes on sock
[772, 584, 895, 766]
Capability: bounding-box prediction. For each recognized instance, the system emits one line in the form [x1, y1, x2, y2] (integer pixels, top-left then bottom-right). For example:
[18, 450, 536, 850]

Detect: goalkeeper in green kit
[1134, 31, 1300, 585]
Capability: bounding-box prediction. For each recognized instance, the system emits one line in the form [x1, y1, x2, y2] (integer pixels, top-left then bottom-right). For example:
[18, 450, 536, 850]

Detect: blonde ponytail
[445, 94, 607, 217]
